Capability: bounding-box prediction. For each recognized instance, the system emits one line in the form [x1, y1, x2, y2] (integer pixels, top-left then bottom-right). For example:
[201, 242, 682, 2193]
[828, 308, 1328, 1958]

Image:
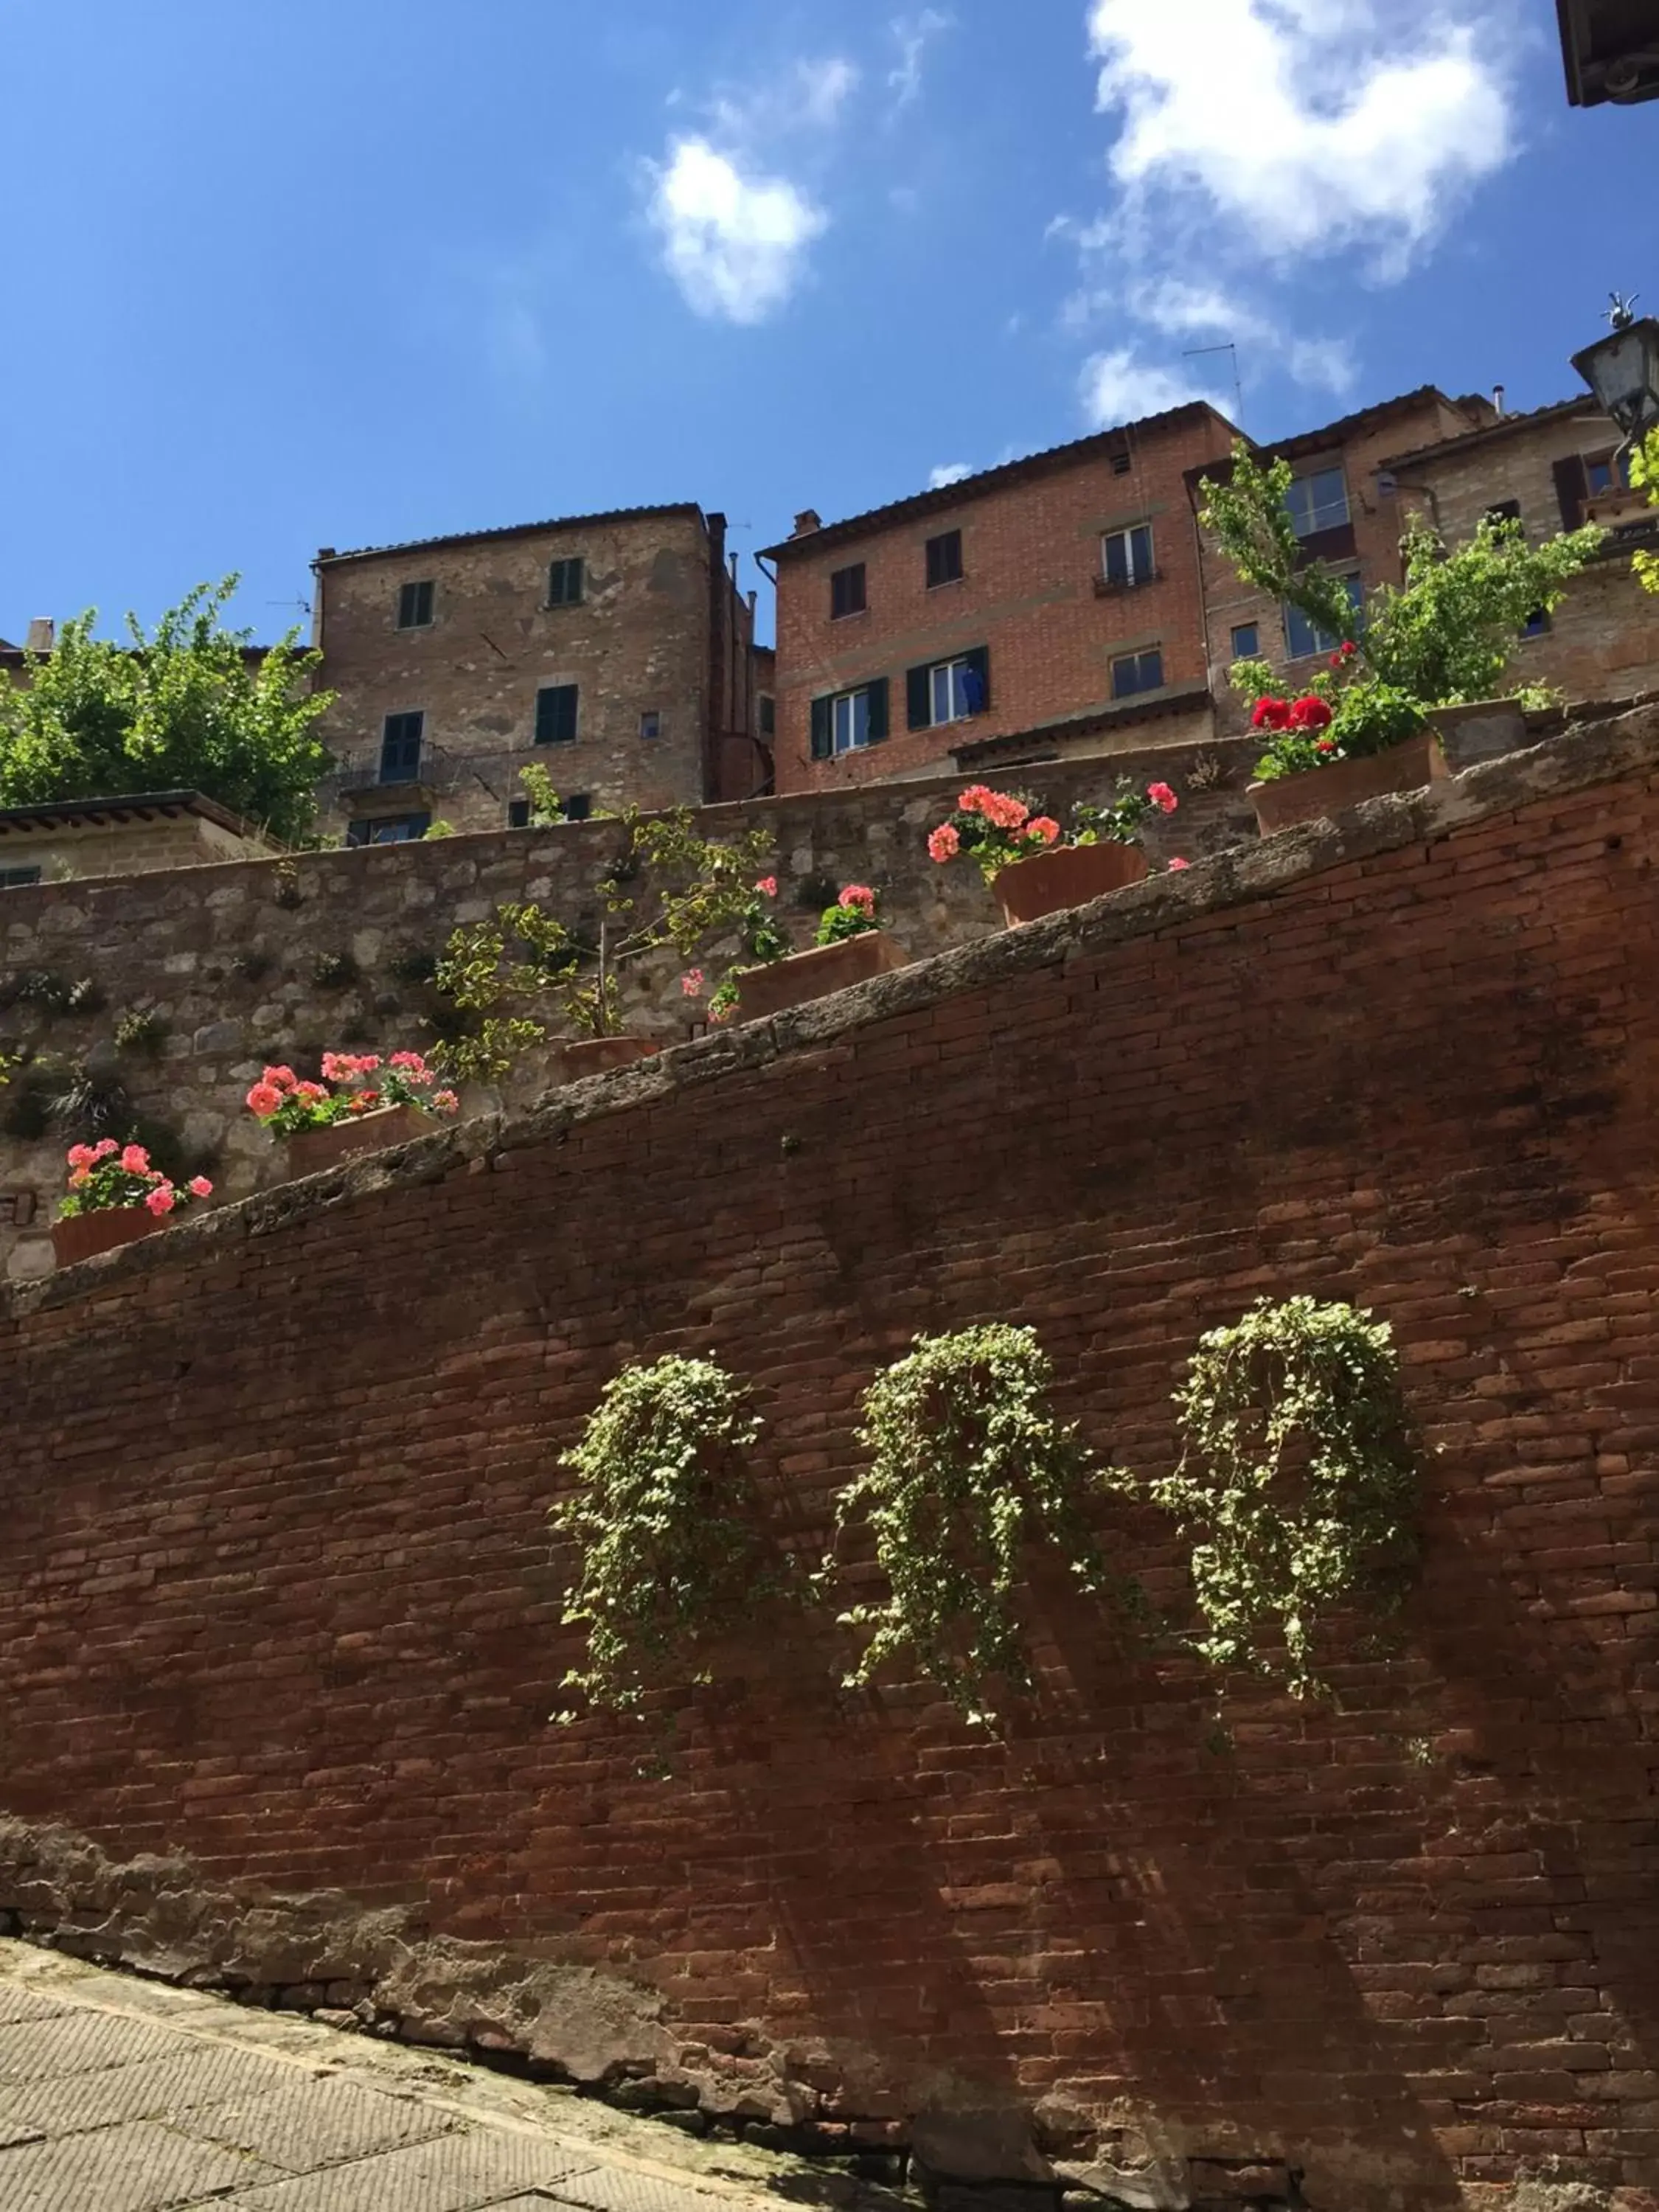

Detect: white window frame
[1102, 523, 1155, 588]
[928, 658, 974, 727]
[1283, 572, 1363, 661]
[831, 688, 872, 753]
[1284, 466, 1349, 540]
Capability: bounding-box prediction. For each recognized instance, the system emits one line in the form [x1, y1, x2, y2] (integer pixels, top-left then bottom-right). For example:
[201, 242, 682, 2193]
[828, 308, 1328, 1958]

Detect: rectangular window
[1284, 573, 1363, 661]
[347, 812, 430, 846]
[379, 710, 425, 782]
[1110, 448, 1133, 476]
[535, 684, 580, 745]
[507, 799, 532, 828]
[1110, 647, 1164, 700]
[758, 695, 776, 736]
[0, 864, 43, 888]
[1284, 465, 1349, 539]
[830, 563, 867, 619]
[563, 793, 593, 821]
[810, 678, 890, 758]
[1230, 622, 1260, 661]
[905, 648, 989, 731]
[1521, 607, 1551, 640]
[396, 580, 434, 630]
[1585, 453, 1631, 497]
[1102, 524, 1155, 588]
[639, 711, 662, 742]
[925, 530, 964, 588]
[547, 557, 585, 607]
[1485, 498, 1523, 526]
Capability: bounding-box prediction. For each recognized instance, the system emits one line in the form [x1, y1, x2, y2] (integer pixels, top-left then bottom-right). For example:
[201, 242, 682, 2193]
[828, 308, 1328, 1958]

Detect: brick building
[1187, 386, 1491, 737]
[312, 505, 771, 842]
[764, 404, 1241, 794]
[1382, 394, 1659, 705]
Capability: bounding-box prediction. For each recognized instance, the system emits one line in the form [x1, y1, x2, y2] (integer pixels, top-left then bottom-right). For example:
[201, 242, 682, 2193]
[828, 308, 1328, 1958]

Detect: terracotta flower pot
[1248, 731, 1450, 837]
[992, 841, 1149, 927]
[52, 1206, 161, 1268]
[552, 1037, 661, 1082]
[282, 1102, 431, 1178]
[735, 931, 906, 1020]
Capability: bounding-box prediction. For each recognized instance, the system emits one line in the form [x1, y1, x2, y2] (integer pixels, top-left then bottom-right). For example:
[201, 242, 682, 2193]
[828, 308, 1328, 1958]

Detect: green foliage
[813, 886, 879, 947]
[554, 1356, 768, 1721]
[113, 1006, 167, 1057]
[517, 762, 568, 827]
[1632, 428, 1659, 597]
[0, 580, 334, 844]
[435, 808, 771, 1075]
[824, 1325, 1129, 1725]
[1154, 1297, 1417, 1699]
[1200, 442, 1603, 718]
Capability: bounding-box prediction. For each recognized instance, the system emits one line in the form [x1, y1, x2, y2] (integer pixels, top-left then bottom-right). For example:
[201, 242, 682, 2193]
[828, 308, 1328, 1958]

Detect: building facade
[0, 792, 274, 887]
[1188, 386, 1492, 738]
[312, 505, 770, 842]
[764, 404, 1242, 796]
[1382, 396, 1659, 706]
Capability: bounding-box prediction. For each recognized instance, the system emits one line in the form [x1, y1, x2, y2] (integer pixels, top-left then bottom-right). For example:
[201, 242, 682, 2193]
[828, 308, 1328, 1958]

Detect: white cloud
[712, 56, 860, 141]
[929, 462, 974, 487]
[1087, 0, 1512, 265]
[889, 10, 953, 112]
[1080, 347, 1231, 428]
[647, 139, 827, 324]
[1130, 276, 1357, 395]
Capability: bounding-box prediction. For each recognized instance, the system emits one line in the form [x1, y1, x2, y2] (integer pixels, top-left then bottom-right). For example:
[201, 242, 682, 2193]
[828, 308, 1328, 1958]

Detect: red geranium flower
[1287, 695, 1332, 731]
[1252, 698, 1292, 732]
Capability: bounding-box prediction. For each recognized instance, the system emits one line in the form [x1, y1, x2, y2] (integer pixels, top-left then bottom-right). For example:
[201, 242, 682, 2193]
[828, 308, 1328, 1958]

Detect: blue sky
[1, 0, 1653, 648]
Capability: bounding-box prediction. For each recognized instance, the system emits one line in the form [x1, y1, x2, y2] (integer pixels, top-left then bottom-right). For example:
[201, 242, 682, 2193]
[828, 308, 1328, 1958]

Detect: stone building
[763, 403, 1242, 795]
[1382, 394, 1659, 706]
[312, 504, 771, 841]
[0, 792, 274, 887]
[1186, 386, 1493, 737]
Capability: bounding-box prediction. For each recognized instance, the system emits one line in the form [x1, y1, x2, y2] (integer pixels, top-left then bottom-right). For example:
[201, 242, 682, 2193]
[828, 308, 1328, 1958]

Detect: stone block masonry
[0, 739, 1248, 1281]
[4, 709, 1659, 2211]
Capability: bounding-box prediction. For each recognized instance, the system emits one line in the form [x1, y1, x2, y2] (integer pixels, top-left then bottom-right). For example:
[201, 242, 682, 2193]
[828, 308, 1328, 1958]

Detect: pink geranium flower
[928, 824, 959, 863]
[838, 884, 877, 914]
[1168, 857, 1192, 872]
[681, 968, 704, 997]
[754, 876, 778, 897]
[145, 1186, 176, 1217]
[1026, 816, 1061, 846]
[1147, 782, 1178, 815]
[432, 1091, 460, 1114]
[120, 1144, 150, 1174]
[66, 1144, 94, 1169]
[246, 1082, 282, 1117]
[188, 1176, 214, 1198]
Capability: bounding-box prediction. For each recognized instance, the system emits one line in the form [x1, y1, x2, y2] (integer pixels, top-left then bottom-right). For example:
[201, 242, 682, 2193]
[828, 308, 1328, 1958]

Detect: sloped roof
[316, 504, 708, 567]
[1381, 396, 1604, 473]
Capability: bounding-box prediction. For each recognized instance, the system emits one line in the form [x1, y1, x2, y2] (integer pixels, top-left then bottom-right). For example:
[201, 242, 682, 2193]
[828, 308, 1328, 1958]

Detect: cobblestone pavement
[0, 1939, 824, 2212]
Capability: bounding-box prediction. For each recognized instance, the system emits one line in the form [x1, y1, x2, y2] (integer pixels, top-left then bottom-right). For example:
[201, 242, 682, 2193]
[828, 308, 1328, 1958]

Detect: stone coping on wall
[10, 700, 1655, 1325]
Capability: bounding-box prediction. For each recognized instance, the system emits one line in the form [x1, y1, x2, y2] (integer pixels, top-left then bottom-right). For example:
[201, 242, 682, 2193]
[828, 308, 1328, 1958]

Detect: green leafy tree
[0, 579, 333, 844]
[1630, 427, 1659, 596]
[1199, 443, 1603, 712]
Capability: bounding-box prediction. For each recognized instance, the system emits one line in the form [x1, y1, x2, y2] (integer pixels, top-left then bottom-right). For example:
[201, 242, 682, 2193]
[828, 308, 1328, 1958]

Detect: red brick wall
[773, 412, 1237, 794]
[4, 723, 1659, 2209]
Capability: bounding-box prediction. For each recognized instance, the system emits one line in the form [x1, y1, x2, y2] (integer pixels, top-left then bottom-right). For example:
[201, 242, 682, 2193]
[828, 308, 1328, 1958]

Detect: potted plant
[246, 1051, 459, 1178]
[434, 799, 776, 1085]
[706, 883, 906, 1023]
[928, 782, 1183, 926]
[1197, 443, 1604, 838]
[52, 1140, 212, 1267]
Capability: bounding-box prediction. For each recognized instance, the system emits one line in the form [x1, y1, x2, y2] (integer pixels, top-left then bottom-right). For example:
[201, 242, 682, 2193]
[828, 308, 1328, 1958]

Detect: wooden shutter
[1553, 456, 1589, 532]
[536, 686, 578, 745]
[810, 696, 832, 759]
[906, 664, 932, 730]
[866, 678, 890, 745]
[964, 645, 991, 710]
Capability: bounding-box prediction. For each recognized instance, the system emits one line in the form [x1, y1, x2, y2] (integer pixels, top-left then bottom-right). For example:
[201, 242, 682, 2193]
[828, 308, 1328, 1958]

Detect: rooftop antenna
[1183, 341, 1245, 431]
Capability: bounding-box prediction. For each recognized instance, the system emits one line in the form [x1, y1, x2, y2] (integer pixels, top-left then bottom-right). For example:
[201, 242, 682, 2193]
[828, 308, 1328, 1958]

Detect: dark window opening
[563, 792, 593, 821]
[758, 695, 776, 736]
[507, 799, 532, 828]
[1110, 647, 1165, 700]
[830, 563, 867, 620]
[1231, 622, 1260, 661]
[1285, 465, 1349, 538]
[639, 711, 662, 742]
[0, 864, 44, 888]
[1284, 572, 1363, 660]
[1102, 524, 1155, 588]
[1521, 607, 1551, 639]
[397, 580, 434, 630]
[347, 812, 430, 846]
[547, 557, 585, 608]
[926, 530, 964, 588]
[379, 710, 425, 782]
[1486, 498, 1523, 526]
[535, 685, 580, 745]
[1110, 449, 1133, 476]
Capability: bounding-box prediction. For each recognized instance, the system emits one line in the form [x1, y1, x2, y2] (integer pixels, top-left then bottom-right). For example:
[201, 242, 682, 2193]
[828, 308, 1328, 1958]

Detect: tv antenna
[1183, 341, 1245, 430]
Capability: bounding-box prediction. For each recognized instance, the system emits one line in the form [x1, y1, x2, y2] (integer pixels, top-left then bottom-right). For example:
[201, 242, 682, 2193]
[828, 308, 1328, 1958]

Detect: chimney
[792, 509, 821, 538]
[1492, 386, 1506, 418]
[24, 618, 54, 655]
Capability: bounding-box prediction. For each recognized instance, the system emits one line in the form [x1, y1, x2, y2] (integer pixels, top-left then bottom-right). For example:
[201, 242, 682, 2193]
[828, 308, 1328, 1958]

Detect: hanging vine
[824, 1324, 1133, 1727]
[552, 1355, 771, 1723]
[1154, 1296, 1418, 1699]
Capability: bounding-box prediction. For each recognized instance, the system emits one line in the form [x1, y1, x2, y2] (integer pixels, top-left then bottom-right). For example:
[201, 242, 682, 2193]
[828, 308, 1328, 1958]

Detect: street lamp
[1571, 294, 1659, 452]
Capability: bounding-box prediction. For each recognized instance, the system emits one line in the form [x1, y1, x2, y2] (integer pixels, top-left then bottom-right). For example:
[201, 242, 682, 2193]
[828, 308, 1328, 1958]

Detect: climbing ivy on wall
[553, 1356, 771, 1722]
[1154, 1296, 1418, 1700]
[822, 1324, 1132, 1726]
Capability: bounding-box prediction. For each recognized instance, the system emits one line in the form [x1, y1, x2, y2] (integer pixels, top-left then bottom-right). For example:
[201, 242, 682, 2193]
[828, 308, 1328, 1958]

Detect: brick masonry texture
[0, 740, 1237, 1282]
[771, 411, 1237, 795]
[4, 709, 1659, 2211]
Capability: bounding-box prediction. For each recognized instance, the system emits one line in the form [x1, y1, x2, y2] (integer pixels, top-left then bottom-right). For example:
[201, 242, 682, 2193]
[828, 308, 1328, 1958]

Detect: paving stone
[0, 2008, 176, 2083]
[0, 2115, 280, 2210]
[187, 2077, 458, 2173]
[0, 1984, 74, 2026]
[553, 2161, 747, 2212]
[197, 2130, 601, 2211]
[0, 2039, 298, 2136]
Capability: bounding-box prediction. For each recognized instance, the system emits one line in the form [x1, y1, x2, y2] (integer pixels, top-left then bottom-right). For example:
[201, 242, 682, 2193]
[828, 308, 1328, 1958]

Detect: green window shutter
[866, 677, 890, 744]
[964, 645, 990, 709]
[905, 664, 931, 731]
[536, 685, 579, 745]
[810, 696, 832, 759]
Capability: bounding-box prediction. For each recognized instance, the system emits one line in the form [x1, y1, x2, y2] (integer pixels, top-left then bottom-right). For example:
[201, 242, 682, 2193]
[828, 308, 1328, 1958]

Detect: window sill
[1094, 572, 1162, 597]
[829, 608, 870, 625]
[543, 602, 586, 613]
[926, 576, 967, 593]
